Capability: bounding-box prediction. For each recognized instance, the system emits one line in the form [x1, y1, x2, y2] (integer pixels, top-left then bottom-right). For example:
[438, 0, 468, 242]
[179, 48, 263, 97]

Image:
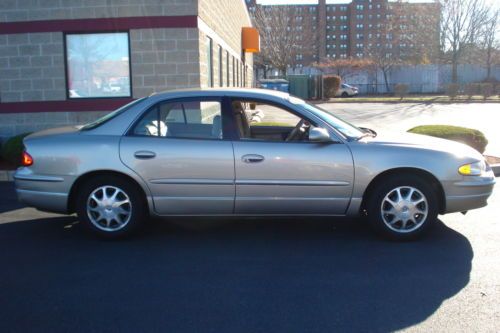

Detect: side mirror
[359, 127, 377, 136]
[309, 127, 332, 142]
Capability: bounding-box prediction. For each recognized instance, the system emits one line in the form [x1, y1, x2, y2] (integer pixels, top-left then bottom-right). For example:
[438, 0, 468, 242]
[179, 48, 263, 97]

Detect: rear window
[80, 98, 146, 131]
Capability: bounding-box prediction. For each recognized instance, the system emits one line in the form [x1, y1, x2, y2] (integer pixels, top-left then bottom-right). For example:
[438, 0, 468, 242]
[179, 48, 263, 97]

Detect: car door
[230, 98, 354, 215]
[120, 97, 235, 215]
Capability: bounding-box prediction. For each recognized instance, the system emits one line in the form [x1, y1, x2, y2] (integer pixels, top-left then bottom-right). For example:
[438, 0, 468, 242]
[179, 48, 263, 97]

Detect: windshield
[80, 98, 146, 131]
[288, 97, 365, 139]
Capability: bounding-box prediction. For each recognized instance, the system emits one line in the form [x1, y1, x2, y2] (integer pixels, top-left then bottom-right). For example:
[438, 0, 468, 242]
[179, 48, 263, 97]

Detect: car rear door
[120, 97, 235, 215]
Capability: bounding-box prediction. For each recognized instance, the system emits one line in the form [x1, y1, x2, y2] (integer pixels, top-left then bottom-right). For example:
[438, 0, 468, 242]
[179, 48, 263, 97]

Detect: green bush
[394, 84, 409, 99]
[323, 75, 341, 98]
[1, 133, 32, 166]
[408, 125, 488, 153]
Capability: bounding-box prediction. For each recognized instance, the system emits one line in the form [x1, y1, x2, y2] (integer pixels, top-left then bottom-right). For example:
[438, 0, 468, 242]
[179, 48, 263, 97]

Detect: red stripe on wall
[0, 99, 134, 114]
[0, 15, 198, 34]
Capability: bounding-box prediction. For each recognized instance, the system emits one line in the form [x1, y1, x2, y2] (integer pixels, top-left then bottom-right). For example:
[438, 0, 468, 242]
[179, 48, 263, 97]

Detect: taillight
[21, 151, 33, 167]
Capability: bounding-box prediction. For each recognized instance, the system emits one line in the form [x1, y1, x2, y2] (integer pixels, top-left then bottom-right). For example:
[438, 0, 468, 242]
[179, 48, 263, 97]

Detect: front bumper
[444, 173, 496, 214]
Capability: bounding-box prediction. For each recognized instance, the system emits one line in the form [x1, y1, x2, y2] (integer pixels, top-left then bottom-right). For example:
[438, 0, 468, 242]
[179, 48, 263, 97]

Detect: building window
[236, 59, 240, 87]
[65, 32, 131, 99]
[206, 37, 213, 87]
[232, 56, 236, 87]
[356, 5, 364, 10]
[226, 51, 230, 87]
[218, 46, 223, 87]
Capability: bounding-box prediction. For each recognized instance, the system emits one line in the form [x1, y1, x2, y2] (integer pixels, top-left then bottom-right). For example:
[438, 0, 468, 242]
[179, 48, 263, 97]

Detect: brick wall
[0, 32, 65, 103]
[130, 28, 201, 97]
[0, 0, 254, 137]
[198, 0, 253, 88]
[0, 0, 197, 22]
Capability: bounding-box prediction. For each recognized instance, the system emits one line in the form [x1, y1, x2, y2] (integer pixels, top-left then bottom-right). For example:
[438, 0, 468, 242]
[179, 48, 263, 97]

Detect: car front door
[230, 98, 354, 215]
[120, 97, 235, 215]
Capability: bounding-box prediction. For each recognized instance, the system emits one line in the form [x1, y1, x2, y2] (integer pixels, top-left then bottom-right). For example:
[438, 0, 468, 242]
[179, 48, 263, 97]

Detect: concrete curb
[0, 170, 15, 182]
[319, 99, 500, 104]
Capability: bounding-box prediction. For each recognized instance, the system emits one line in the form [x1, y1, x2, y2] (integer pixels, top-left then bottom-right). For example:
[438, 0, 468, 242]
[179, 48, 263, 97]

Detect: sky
[256, 0, 497, 5]
[256, 0, 435, 4]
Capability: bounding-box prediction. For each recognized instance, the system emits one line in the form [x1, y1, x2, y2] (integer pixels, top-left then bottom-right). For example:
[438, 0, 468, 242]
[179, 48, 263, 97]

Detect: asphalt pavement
[0, 181, 498, 333]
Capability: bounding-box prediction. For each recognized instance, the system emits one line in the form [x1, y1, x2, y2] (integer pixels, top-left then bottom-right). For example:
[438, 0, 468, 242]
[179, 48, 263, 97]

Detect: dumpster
[258, 79, 289, 93]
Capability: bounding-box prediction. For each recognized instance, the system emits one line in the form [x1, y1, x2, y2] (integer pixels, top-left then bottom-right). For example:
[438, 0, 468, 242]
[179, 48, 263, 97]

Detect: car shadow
[0, 181, 24, 214]
[0, 215, 472, 333]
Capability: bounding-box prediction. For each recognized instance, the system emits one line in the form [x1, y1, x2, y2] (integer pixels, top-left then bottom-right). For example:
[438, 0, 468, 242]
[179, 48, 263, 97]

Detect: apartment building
[246, 0, 440, 67]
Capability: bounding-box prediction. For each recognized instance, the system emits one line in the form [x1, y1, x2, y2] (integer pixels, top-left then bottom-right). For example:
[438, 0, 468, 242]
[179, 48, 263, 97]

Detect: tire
[76, 175, 147, 238]
[341, 92, 349, 98]
[366, 174, 438, 241]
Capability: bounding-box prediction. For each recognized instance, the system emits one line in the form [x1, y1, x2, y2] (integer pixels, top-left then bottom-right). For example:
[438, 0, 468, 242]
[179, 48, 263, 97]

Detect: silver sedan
[14, 88, 495, 240]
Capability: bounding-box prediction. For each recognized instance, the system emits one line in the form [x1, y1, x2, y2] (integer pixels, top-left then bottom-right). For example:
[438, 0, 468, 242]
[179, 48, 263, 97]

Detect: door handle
[134, 151, 156, 159]
[242, 154, 265, 163]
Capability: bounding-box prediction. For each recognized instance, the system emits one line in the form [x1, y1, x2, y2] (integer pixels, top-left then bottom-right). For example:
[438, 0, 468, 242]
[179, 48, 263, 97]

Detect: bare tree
[440, 0, 491, 83]
[313, 57, 373, 81]
[252, 5, 318, 76]
[365, 1, 440, 92]
[480, 8, 499, 79]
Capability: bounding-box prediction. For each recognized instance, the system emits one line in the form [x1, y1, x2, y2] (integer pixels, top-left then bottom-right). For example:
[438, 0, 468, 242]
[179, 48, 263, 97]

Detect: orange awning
[242, 27, 260, 53]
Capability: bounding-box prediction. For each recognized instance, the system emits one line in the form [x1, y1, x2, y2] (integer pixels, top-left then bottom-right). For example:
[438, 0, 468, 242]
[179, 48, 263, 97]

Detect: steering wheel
[285, 120, 310, 142]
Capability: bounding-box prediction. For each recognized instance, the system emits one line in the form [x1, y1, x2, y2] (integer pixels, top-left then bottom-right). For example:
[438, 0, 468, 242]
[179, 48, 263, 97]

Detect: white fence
[285, 64, 500, 94]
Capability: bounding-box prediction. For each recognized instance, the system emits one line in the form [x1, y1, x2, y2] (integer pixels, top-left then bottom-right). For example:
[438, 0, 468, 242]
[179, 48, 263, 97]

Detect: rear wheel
[341, 92, 349, 98]
[76, 175, 146, 238]
[366, 175, 438, 240]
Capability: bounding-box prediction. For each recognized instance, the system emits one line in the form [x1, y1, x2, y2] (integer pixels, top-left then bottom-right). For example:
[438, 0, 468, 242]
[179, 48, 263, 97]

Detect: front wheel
[366, 175, 438, 241]
[76, 176, 146, 238]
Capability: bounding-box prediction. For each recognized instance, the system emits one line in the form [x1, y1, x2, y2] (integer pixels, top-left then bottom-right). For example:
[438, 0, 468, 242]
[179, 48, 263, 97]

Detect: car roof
[149, 87, 291, 101]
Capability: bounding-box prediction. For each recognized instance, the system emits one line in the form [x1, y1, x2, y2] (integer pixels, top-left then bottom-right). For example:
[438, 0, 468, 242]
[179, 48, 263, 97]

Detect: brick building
[246, 0, 440, 69]
[0, 0, 256, 137]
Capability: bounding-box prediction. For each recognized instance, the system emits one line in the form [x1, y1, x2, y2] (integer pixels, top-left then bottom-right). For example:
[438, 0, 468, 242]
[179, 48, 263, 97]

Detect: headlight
[458, 161, 486, 176]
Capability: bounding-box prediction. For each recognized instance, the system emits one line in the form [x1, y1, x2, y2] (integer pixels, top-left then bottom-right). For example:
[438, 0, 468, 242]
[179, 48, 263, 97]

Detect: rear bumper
[444, 175, 495, 214]
[16, 188, 68, 213]
[14, 168, 71, 214]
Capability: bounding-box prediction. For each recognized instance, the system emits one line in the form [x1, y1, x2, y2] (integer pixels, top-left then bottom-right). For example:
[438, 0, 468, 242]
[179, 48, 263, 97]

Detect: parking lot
[0, 180, 498, 332]
[319, 102, 500, 157]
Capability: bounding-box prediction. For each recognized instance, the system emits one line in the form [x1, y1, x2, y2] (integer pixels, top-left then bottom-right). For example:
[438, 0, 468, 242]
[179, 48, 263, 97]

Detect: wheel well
[361, 168, 446, 214]
[67, 170, 148, 214]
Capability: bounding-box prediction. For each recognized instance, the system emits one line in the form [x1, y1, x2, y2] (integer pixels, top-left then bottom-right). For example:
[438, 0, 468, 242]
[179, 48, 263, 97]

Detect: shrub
[464, 83, 480, 99]
[445, 84, 459, 99]
[408, 125, 488, 153]
[479, 83, 494, 100]
[394, 84, 409, 99]
[1, 133, 32, 166]
[323, 75, 341, 98]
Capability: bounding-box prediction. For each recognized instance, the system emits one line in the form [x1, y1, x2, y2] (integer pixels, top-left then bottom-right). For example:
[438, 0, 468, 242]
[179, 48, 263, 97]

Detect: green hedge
[408, 125, 488, 153]
[1, 133, 32, 166]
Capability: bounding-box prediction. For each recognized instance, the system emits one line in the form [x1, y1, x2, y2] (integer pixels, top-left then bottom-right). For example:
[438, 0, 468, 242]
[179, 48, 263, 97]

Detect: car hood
[25, 125, 81, 141]
[360, 132, 484, 160]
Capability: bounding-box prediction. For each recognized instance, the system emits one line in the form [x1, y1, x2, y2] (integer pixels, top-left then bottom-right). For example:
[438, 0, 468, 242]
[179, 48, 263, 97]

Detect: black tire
[366, 174, 438, 241]
[75, 175, 147, 238]
[341, 92, 349, 98]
